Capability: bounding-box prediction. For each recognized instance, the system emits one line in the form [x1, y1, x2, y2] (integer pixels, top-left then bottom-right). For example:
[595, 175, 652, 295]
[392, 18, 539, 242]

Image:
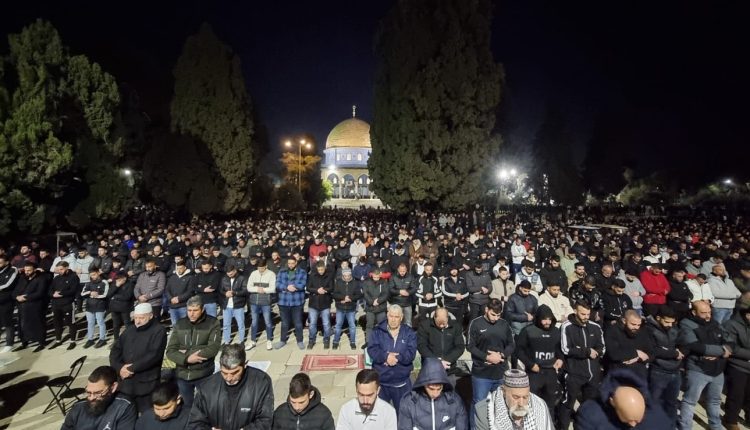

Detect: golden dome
[325, 118, 371, 149]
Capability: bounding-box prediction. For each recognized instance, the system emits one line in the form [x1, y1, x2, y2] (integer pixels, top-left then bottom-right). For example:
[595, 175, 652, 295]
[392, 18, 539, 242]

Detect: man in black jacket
[61, 366, 137, 430]
[189, 344, 274, 429]
[193, 261, 221, 317]
[603, 310, 653, 380]
[600, 279, 633, 327]
[306, 261, 334, 349]
[442, 266, 469, 324]
[722, 300, 750, 430]
[165, 261, 194, 325]
[558, 300, 606, 430]
[388, 263, 414, 327]
[466, 298, 515, 429]
[540, 255, 569, 294]
[363, 268, 390, 347]
[417, 307, 466, 378]
[645, 306, 683, 427]
[110, 303, 168, 413]
[135, 380, 190, 430]
[515, 304, 562, 418]
[49, 261, 79, 350]
[220, 265, 248, 345]
[272, 372, 335, 430]
[465, 261, 492, 322]
[0, 254, 19, 353]
[14, 262, 48, 351]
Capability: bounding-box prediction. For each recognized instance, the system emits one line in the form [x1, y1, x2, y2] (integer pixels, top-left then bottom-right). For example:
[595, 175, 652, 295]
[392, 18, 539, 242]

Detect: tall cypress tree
[171, 23, 255, 212]
[369, 0, 503, 211]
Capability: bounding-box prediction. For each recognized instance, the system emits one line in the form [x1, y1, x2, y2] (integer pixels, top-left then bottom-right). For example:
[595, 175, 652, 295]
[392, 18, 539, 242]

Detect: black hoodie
[516, 304, 563, 369]
[271, 387, 335, 430]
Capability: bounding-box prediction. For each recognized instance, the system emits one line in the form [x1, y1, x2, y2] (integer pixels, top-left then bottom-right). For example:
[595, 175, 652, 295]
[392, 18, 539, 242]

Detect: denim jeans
[222, 307, 245, 344]
[203, 303, 218, 318]
[649, 368, 681, 426]
[250, 304, 273, 341]
[470, 376, 502, 429]
[279, 305, 304, 343]
[85, 311, 106, 341]
[334, 310, 357, 344]
[169, 307, 187, 326]
[177, 374, 209, 410]
[712, 307, 732, 324]
[679, 370, 723, 430]
[365, 311, 386, 342]
[308, 307, 331, 343]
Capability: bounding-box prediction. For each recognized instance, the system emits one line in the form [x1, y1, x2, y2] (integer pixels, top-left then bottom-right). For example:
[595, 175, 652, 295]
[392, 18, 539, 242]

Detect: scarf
[487, 390, 551, 430]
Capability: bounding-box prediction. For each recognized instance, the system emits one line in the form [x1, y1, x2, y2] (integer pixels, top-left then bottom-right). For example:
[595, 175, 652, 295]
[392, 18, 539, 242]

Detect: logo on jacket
[240, 407, 252, 412]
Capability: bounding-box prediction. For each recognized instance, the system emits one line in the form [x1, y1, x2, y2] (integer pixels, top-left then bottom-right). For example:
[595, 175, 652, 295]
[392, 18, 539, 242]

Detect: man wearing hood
[721, 300, 750, 430]
[515, 305, 563, 419]
[398, 357, 467, 430]
[575, 368, 672, 429]
[273, 372, 335, 430]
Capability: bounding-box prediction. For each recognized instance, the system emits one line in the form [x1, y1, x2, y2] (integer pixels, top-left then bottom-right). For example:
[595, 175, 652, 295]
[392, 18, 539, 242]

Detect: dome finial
[352, 105, 357, 118]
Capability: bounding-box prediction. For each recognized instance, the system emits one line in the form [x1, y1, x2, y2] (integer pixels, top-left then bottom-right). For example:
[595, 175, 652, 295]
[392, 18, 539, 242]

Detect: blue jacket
[368, 320, 417, 386]
[275, 267, 307, 306]
[575, 369, 672, 430]
[397, 358, 467, 430]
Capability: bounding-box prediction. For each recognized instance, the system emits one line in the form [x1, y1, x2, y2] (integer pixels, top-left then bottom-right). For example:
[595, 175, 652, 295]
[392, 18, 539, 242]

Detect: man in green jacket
[165, 295, 221, 409]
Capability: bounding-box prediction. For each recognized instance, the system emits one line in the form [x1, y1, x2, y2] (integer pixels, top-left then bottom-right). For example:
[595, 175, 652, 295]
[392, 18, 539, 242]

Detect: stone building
[321, 107, 375, 199]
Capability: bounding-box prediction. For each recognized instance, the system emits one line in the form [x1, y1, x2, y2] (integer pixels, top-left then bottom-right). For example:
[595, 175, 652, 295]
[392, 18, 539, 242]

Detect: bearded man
[474, 369, 554, 430]
[61, 366, 137, 430]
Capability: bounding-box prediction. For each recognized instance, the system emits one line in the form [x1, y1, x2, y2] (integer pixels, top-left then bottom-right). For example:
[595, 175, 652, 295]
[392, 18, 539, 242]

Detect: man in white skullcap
[474, 369, 554, 430]
[110, 302, 168, 413]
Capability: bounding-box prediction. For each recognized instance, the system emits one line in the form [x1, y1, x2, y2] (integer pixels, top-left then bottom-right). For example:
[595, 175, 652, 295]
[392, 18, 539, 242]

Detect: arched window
[327, 173, 340, 198]
[346, 153, 352, 161]
[357, 153, 363, 161]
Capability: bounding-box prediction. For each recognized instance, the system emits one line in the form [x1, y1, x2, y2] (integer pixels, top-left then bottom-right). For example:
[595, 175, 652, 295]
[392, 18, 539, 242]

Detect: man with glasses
[62, 366, 136, 430]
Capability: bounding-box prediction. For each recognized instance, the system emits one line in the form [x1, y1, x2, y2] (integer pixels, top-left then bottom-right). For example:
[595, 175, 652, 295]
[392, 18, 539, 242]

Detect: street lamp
[724, 178, 733, 185]
[285, 139, 312, 194]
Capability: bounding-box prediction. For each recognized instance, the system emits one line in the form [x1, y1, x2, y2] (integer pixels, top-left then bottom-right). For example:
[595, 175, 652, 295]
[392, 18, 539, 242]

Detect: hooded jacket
[575, 369, 672, 430]
[516, 305, 563, 370]
[723, 309, 750, 374]
[397, 358, 468, 430]
[504, 285, 538, 334]
[305, 269, 334, 310]
[639, 270, 670, 305]
[644, 315, 682, 373]
[272, 387, 335, 430]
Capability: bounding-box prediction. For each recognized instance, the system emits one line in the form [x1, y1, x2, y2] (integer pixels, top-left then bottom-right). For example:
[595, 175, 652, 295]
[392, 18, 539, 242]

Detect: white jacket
[511, 244, 527, 264]
[686, 279, 714, 303]
[708, 274, 740, 309]
[537, 292, 574, 326]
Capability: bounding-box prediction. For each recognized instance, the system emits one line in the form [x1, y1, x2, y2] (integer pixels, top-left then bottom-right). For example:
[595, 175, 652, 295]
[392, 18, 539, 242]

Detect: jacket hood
[598, 368, 651, 405]
[534, 304, 557, 328]
[413, 358, 453, 391]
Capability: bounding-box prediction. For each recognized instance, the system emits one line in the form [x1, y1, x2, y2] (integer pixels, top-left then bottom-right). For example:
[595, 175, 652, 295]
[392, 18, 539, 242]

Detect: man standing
[707, 263, 741, 323]
[0, 255, 18, 353]
[336, 369, 397, 429]
[558, 301, 605, 430]
[467, 298, 515, 428]
[246, 258, 276, 350]
[81, 268, 110, 349]
[367, 305, 418, 412]
[110, 303, 168, 413]
[135, 380, 190, 429]
[639, 263, 670, 317]
[603, 310, 653, 380]
[473, 369, 554, 430]
[61, 366, 137, 430]
[272, 372, 335, 430]
[275, 256, 308, 350]
[48, 261, 80, 350]
[644, 306, 683, 426]
[504, 280, 538, 336]
[193, 261, 221, 317]
[443, 265, 469, 323]
[134, 258, 166, 320]
[536, 283, 573, 326]
[14, 262, 48, 351]
[465, 260, 493, 321]
[388, 263, 415, 327]
[417, 307, 466, 379]
[722, 301, 750, 430]
[165, 261, 194, 325]
[677, 300, 732, 430]
[306, 261, 334, 349]
[165, 296, 221, 409]
[515, 305, 563, 419]
[220, 265, 247, 345]
[363, 268, 389, 347]
[332, 268, 363, 349]
[540, 255, 569, 294]
[189, 344, 274, 429]
[398, 357, 468, 430]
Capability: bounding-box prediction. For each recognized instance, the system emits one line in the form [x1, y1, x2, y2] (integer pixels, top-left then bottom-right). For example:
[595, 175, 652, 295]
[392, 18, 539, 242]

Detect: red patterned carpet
[300, 354, 364, 372]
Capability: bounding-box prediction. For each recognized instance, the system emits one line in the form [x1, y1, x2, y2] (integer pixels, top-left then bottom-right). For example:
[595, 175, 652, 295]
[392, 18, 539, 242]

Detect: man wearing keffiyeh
[474, 369, 554, 430]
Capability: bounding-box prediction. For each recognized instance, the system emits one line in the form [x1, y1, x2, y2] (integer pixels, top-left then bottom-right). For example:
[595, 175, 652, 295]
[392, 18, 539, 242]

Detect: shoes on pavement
[323, 339, 330, 349]
[350, 343, 356, 350]
[245, 341, 256, 351]
[297, 342, 305, 350]
[33, 344, 46, 353]
[274, 341, 287, 350]
[13, 343, 28, 352]
[83, 340, 95, 349]
[94, 340, 107, 348]
[67, 342, 76, 350]
[48, 341, 62, 350]
[361, 342, 368, 350]
[307, 343, 315, 350]
[332, 342, 339, 350]
[266, 341, 273, 350]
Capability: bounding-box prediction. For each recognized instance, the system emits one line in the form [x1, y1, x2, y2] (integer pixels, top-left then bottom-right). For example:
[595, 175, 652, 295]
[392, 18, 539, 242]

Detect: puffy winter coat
[368, 320, 417, 386]
[644, 315, 682, 373]
[271, 387, 335, 430]
[397, 358, 468, 430]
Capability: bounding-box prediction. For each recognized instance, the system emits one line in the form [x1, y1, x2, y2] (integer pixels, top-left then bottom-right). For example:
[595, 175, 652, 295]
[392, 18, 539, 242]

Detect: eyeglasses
[85, 386, 111, 399]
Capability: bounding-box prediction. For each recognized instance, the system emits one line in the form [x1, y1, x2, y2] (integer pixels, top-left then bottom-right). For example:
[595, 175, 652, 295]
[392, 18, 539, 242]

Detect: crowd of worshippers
[1, 207, 750, 429]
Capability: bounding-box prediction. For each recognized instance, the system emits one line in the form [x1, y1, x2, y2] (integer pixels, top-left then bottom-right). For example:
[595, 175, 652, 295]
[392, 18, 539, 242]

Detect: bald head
[692, 300, 712, 322]
[433, 308, 449, 329]
[609, 386, 645, 427]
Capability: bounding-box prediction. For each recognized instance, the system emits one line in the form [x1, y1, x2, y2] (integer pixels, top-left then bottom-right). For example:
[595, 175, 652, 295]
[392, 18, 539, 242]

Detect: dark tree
[369, 0, 503, 211]
[582, 111, 631, 197]
[171, 23, 255, 212]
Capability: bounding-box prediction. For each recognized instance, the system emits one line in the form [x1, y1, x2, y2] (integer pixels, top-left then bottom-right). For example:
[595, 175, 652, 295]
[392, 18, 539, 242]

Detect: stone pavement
[0, 313, 720, 429]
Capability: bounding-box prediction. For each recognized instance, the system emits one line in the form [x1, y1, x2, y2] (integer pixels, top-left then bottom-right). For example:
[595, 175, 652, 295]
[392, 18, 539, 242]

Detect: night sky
[2, 0, 747, 184]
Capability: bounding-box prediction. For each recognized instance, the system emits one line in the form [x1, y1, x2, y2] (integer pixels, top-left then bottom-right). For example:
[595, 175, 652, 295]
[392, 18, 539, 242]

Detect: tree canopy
[368, 0, 503, 211]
